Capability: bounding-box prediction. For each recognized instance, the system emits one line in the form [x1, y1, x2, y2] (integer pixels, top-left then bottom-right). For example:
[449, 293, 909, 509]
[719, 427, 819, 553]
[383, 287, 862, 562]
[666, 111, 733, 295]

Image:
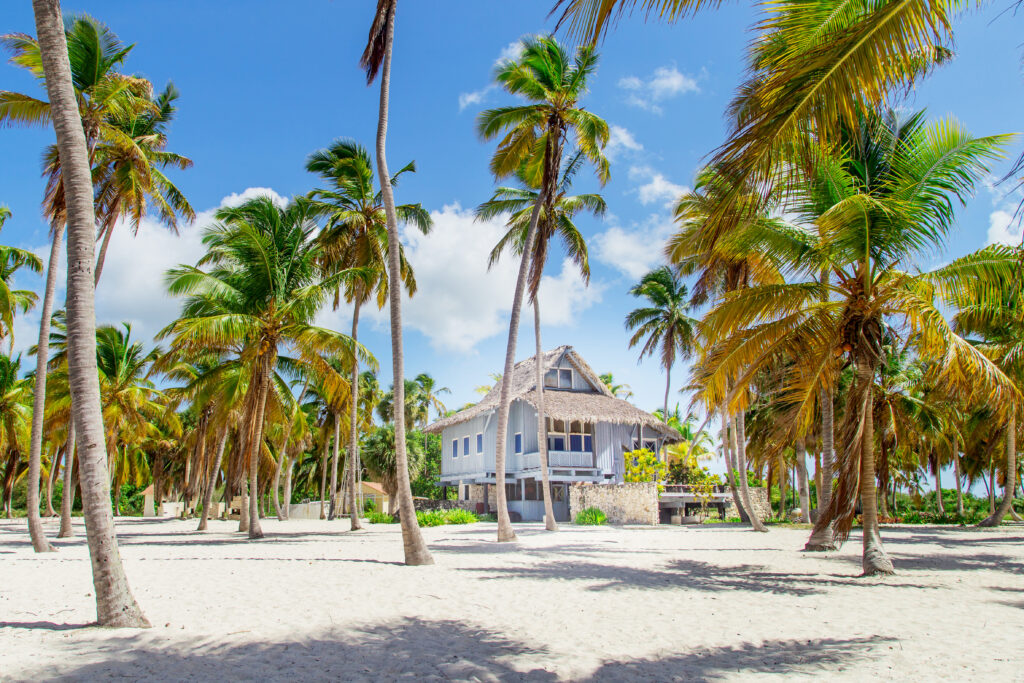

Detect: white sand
[1, 517, 1022, 681]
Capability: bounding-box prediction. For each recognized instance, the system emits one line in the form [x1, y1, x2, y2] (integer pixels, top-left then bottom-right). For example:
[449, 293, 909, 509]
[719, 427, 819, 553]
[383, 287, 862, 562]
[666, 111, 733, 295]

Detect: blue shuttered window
[451, 439, 458, 458]
[476, 433, 483, 453]
[514, 433, 522, 454]
[463, 436, 470, 456]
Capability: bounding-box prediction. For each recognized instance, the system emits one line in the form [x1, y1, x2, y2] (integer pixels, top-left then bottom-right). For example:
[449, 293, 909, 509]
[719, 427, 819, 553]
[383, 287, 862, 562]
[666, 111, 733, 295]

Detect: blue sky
[2, 1, 1023, 433]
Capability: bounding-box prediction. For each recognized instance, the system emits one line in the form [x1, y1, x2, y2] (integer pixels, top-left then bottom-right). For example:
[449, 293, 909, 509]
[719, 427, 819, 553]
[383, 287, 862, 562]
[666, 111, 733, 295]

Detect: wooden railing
[523, 451, 595, 469]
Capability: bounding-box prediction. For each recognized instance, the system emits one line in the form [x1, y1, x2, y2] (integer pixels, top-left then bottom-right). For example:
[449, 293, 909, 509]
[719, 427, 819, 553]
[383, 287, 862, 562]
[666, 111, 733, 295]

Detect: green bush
[477, 513, 498, 522]
[575, 507, 607, 526]
[367, 511, 397, 524]
[363, 498, 379, 514]
[415, 508, 479, 527]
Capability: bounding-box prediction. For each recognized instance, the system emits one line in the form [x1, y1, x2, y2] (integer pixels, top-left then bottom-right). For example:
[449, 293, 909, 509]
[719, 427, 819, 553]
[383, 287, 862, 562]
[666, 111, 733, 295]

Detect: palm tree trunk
[796, 439, 811, 524]
[980, 411, 1017, 527]
[819, 387, 835, 509]
[46, 446, 61, 517]
[734, 412, 767, 532]
[952, 435, 964, 517]
[59, 427, 77, 536]
[32, 0, 147, 626]
[988, 456, 996, 514]
[373, 0, 432, 565]
[857, 359, 893, 576]
[719, 403, 746, 522]
[247, 358, 272, 539]
[933, 456, 944, 515]
[26, 227, 64, 552]
[198, 425, 228, 531]
[283, 457, 294, 518]
[272, 445, 286, 522]
[777, 453, 788, 520]
[319, 436, 328, 519]
[348, 301, 363, 531]
[329, 412, 341, 520]
[663, 366, 671, 437]
[533, 296, 557, 531]
[814, 451, 822, 511]
[274, 383, 307, 522]
[92, 222, 115, 286]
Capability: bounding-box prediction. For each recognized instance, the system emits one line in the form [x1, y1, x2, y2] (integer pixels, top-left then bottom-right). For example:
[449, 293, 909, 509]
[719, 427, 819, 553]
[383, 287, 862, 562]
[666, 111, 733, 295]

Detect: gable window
[559, 368, 572, 389]
[476, 433, 483, 454]
[463, 436, 470, 456]
[514, 432, 523, 454]
[544, 369, 558, 388]
[451, 439, 458, 458]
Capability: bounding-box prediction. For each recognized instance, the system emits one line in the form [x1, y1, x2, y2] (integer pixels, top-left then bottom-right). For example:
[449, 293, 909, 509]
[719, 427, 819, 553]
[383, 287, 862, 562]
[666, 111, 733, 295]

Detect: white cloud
[458, 84, 495, 112]
[987, 207, 1023, 246]
[395, 203, 602, 351]
[618, 65, 699, 114]
[220, 186, 288, 208]
[593, 213, 676, 280]
[605, 125, 643, 161]
[496, 40, 525, 65]
[629, 166, 688, 207]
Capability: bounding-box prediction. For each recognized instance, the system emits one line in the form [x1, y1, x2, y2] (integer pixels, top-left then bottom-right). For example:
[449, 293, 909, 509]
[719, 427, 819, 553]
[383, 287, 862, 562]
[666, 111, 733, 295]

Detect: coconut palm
[477, 152, 605, 531]
[477, 35, 609, 542]
[554, 0, 955, 206]
[360, 423, 426, 515]
[306, 137, 429, 529]
[26, 0, 148, 625]
[626, 267, 698, 431]
[599, 373, 633, 400]
[360, 0, 434, 566]
[0, 355, 32, 518]
[695, 109, 1015, 575]
[90, 81, 195, 282]
[947, 243, 1024, 526]
[413, 373, 450, 427]
[162, 195, 367, 538]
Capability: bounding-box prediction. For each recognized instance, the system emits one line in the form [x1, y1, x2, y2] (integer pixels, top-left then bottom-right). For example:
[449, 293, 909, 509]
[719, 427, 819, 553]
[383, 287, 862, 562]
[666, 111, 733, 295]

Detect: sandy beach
[1, 518, 1022, 681]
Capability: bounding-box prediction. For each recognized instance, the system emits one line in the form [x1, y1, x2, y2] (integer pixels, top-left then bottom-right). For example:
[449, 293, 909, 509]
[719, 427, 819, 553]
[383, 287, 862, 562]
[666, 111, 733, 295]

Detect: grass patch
[367, 511, 397, 524]
[416, 508, 479, 527]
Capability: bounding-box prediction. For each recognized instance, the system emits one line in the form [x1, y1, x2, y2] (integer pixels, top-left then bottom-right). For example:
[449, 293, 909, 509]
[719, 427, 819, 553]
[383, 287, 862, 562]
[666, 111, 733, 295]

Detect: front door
[551, 484, 570, 522]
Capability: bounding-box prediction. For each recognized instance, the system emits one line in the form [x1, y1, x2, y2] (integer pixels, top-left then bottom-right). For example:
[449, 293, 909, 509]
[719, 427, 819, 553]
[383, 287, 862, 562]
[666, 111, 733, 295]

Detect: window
[451, 439, 458, 458]
[570, 434, 583, 451]
[544, 369, 558, 388]
[476, 433, 483, 454]
[584, 434, 593, 452]
[568, 421, 589, 452]
[514, 433, 522, 454]
[505, 481, 521, 500]
[463, 436, 470, 456]
[551, 485, 565, 502]
[559, 368, 572, 389]
[549, 435, 566, 451]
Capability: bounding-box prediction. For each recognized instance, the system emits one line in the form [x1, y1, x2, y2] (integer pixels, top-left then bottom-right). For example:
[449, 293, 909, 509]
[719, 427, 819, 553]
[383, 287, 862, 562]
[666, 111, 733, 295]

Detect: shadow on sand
[19, 618, 890, 681]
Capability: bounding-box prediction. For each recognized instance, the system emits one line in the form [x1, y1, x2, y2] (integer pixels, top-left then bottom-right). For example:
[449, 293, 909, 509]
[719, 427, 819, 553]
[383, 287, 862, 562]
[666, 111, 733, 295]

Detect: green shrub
[367, 511, 397, 524]
[415, 508, 479, 527]
[477, 513, 498, 522]
[575, 507, 607, 526]
[363, 498, 379, 514]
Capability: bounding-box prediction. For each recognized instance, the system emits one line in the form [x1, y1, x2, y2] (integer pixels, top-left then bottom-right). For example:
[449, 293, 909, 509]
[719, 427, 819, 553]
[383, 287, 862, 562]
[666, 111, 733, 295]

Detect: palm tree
[306, 137, 429, 530]
[90, 81, 195, 282]
[599, 372, 633, 400]
[626, 267, 698, 432]
[413, 373, 450, 427]
[696, 110, 1015, 574]
[27, 0, 148, 626]
[162, 196, 366, 539]
[361, 423, 426, 515]
[477, 35, 609, 542]
[0, 355, 32, 518]
[553, 0, 956, 207]
[947, 243, 1023, 526]
[360, 0, 433, 565]
[477, 152, 605, 531]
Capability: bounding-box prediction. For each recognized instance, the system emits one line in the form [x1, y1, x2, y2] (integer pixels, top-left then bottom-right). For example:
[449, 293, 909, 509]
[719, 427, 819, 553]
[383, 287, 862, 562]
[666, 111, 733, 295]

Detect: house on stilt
[424, 346, 681, 522]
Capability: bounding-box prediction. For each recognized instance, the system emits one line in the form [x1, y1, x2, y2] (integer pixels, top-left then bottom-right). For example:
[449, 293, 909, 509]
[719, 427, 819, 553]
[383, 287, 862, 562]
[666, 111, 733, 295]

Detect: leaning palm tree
[554, 0, 955, 208]
[626, 267, 698, 431]
[306, 137, 429, 529]
[162, 196, 367, 539]
[477, 152, 605, 531]
[477, 35, 609, 542]
[695, 110, 1016, 575]
[361, 423, 426, 516]
[26, 0, 148, 626]
[947, 243, 1023, 526]
[360, 0, 433, 565]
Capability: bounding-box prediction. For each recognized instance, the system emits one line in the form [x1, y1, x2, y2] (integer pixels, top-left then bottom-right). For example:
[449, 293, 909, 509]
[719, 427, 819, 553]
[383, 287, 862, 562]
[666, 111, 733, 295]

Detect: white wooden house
[425, 346, 680, 522]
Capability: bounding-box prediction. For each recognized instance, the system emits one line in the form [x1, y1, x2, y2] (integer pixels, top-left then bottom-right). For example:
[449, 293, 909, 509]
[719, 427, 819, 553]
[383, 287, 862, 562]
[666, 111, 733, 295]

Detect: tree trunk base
[804, 524, 837, 551]
[99, 607, 152, 629]
[497, 527, 518, 543]
[544, 519, 559, 532]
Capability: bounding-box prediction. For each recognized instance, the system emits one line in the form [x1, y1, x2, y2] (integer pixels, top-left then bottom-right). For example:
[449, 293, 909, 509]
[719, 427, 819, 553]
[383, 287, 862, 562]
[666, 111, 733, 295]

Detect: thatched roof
[425, 346, 680, 441]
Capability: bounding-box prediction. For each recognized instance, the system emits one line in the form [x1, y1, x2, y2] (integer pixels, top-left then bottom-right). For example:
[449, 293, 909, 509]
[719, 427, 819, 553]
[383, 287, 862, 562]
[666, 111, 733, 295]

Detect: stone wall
[723, 487, 771, 520]
[569, 482, 659, 526]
